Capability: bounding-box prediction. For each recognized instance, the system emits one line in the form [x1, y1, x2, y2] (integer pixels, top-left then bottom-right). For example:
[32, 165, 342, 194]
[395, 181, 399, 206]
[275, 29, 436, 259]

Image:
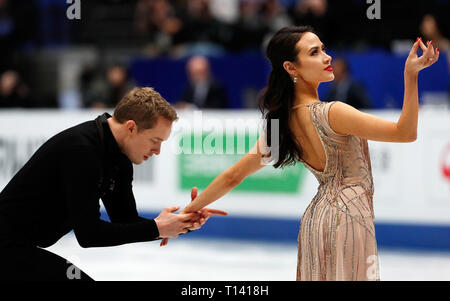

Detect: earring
[293, 76, 298, 84]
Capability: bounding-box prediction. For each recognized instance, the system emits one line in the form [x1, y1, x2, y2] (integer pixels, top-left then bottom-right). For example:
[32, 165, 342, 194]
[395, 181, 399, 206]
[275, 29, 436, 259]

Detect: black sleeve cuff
[138, 217, 160, 240]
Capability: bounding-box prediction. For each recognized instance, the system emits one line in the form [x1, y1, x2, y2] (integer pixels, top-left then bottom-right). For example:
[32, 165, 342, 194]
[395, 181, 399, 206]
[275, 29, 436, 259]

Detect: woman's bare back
[290, 102, 327, 172]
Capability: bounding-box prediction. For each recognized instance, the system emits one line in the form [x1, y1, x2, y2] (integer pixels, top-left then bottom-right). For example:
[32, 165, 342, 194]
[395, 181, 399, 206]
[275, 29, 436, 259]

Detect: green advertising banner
[178, 132, 307, 194]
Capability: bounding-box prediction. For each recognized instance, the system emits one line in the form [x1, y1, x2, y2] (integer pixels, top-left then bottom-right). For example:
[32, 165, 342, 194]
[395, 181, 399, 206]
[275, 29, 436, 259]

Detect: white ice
[46, 233, 450, 281]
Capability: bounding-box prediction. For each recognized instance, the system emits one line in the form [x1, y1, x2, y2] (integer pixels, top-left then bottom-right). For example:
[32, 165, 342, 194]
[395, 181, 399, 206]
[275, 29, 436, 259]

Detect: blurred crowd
[132, 0, 450, 55]
[79, 64, 135, 109]
[0, 0, 448, 109]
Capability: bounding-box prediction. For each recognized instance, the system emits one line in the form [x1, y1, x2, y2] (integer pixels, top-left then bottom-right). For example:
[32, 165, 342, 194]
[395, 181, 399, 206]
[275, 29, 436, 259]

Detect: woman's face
[285, 32, 334, 84]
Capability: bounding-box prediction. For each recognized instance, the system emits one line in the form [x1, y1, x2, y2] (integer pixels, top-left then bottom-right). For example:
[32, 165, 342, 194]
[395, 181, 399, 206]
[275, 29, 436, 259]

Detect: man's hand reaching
[154, 206, 199, 239]
[160, 187, 228, 247]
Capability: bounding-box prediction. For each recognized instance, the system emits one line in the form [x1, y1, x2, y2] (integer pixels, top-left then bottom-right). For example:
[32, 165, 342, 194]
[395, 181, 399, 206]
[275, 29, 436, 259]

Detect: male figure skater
[0, 87, 226, 280]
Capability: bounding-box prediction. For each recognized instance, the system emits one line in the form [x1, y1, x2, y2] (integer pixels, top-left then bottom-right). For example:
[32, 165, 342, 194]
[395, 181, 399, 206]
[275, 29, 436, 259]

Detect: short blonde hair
[113, 87, 178, 131]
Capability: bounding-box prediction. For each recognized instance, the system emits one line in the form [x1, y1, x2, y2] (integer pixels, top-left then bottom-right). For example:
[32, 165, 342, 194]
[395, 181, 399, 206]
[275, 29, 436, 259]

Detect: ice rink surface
[46, 232, 450, 281]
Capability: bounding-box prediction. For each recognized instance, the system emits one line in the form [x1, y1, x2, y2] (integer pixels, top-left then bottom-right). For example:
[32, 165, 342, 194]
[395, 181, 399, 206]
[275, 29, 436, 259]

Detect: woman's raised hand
[405, 37, 439, 75]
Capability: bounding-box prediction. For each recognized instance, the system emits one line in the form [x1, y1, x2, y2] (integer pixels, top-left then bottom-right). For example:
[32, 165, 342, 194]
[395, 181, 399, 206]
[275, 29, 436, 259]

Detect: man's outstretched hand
[160, 187, 227, 247]
[154, 206, 199, 239]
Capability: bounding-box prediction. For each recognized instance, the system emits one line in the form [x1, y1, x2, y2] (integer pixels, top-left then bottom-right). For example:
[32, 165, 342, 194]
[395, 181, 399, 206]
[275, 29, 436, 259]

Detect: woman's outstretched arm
[181, 135, 268, 213]
[328, 38, 439, 142]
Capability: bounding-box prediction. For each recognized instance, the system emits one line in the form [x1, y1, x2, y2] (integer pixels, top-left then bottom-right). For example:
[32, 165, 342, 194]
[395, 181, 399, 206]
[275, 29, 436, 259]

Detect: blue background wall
[131, 50, 449, 109]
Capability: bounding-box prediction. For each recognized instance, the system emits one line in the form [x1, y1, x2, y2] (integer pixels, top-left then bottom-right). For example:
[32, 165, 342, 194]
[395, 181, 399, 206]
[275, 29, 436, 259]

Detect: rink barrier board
[101, 210, 450, 252]
[1, 110, 449, 252]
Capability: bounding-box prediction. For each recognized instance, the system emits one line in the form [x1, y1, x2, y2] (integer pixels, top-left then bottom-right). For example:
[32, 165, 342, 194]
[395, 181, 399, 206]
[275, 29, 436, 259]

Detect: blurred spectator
[209, 0, 239, 24]
[134, 0, 232, 56]
[176, 56, 228, 109]
[176, 0, 230, 55]
[324, 58, 371, 110]
[229, 0, 267, 51]
[0, 70, 30, 108]
[181, 0, 216, 42]
[419, 13, 450, 107]
[134, 0, 184, 53]
[420, 14, 450, 59]
[81, 64, 135, 109]
[289, 0, 334, 47]
[260, 0, 293, 39]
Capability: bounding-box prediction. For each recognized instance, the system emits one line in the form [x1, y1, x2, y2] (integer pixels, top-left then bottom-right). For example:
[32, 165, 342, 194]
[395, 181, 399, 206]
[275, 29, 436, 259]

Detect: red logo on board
[441, 143, 450, 182]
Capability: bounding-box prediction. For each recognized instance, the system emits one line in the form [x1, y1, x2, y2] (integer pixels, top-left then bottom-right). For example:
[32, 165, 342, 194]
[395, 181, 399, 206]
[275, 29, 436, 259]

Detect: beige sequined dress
[294, 101, 380, 281]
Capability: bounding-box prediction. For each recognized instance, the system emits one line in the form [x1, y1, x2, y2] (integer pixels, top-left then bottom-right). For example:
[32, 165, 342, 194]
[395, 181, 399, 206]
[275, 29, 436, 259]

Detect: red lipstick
[324, 65, 333, 71]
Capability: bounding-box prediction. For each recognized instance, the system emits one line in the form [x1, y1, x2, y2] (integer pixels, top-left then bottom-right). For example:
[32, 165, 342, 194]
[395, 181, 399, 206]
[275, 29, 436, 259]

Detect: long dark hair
[259, 25, 315, 169]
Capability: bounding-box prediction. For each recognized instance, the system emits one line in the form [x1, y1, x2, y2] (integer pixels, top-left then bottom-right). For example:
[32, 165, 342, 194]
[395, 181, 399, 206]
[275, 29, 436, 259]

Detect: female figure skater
[176, 26, 440, 280]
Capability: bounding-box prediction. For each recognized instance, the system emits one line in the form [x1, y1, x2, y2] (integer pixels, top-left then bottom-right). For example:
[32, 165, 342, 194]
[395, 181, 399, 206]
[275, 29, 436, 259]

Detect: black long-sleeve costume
[0, 113, 159, 280]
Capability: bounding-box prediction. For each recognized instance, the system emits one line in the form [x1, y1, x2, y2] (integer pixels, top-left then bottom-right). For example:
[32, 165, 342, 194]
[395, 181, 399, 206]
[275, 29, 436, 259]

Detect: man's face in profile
[122, 116, 173, 165]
